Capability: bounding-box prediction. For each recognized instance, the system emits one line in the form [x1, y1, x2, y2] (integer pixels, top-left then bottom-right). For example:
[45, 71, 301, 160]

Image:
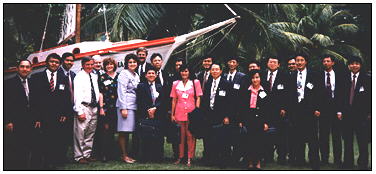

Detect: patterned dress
[98, 72, 119, 131]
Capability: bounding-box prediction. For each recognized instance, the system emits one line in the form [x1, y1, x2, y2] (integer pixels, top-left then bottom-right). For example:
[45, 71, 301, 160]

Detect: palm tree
[267, 4, 362, 65]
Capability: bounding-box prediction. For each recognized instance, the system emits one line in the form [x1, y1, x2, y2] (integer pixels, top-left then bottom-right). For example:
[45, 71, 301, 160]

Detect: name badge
[359, 86, 365, 92]
[182, 93, 189, 99]
[219, 90, 226, 96]
[233, 84, 240, 90]
[277, 84, 284, 90]
[59, 84, 65, 90]
[155, 91, 160, 98]
[103, 80, 112, 86]
[259, 91, 267, 99]
[306, 82, 314, 89]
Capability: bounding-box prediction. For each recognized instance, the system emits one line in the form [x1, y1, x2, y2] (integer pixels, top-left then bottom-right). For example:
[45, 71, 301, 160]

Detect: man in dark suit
[201, 63, 232, 168]
[136, 67, 167, 162]
[341, 56, 371, 170]
[195, 55, 213, 92]
[261, 56, 289, 164]
[247, 60, 261, 72]
[4, 59, 33, 170]
[56, 52, 76, 164]
[288, 54, 321, 170]
[287, 57, 297, 75]
[223, 56, 245, 165]
[316, 55, 344, 167]
[29, 53, 72, 169]
[136, 47, 153, 82]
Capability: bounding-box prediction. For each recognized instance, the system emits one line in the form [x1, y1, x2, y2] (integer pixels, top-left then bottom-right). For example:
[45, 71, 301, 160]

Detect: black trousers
[318, 111, 342, 164]
[343, 114, 369, 168]
[291, 108, 320, 169]
[205, 125, 228, 166]
[4, 129, 32, 170]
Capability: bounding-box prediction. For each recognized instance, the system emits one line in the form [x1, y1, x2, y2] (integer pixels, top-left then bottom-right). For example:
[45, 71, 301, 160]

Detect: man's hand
[121, 109, 128, 118]
[35, 122, 41, 128]
[148, 108, 156, 119]
[239, 123, 243, 127]
[223, 117, 229, 125]
[99, 108, 105, 116]
[337, 113, 343, 120]
[280, 109, 286, 117]
[59, 116, 67, 123]
[264, 123, 269, 131]
[6, 123, 14, 132]
[314, 111, 320, 117]
[78, 114, 86, 122]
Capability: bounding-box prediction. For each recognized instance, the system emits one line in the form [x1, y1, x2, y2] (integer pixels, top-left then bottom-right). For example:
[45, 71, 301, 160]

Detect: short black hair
[46, 53, 62, 64]
[144, 66, 158, 74]
[249, 69, 261, 79]
[347, 56, 363, 65]
[177, 64, 195, 80]
[226, 56, 239, 62]
[124, 53, 139, 69]
[294, 53, 309, 61]
[202, 55, 214, 61]
[17, 59, 32, 67]
[150, 53, 163, 62]
[320, 54, 335, 62]
[266, 55, 280, 63]
[62, 52, 75, 60]
[210, 62, 223, 70]
[81, 56, 93, 66]
[248, 59, 260, 67]
[175, 57, 185, 64]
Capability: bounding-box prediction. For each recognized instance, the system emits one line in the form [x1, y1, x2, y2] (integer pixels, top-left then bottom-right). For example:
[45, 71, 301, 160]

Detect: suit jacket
[223, 71, 245, 123]
[201, 76, 232, 125]
[261, 70, 289, 125]
[316, 69, 344, 114]
[138, 62, 153, 83]
[341, 71, 371, 121]
[287, 68, 320, 122]
[29, 69, 71, 130]
[196, 70, 212, 90]
[136, 82, 166, 120]
[57, 67, 76, 116]
[4, 76, 33, 131]
[238, 80, 271, 126]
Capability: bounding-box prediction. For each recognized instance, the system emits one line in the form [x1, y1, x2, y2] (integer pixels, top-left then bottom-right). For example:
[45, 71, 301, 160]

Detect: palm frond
[311, 33, 334, 47]
[333, 43, 363, 58]
[282, 31, 313, 49]
[269, 22, 298, 33]
[333, 24, 359, 35]
[297, 15, 316, 35]
[331, 10, 353, 20]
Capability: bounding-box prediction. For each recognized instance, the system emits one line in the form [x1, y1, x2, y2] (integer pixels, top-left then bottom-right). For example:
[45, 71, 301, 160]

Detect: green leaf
[311, 33, 334, 47]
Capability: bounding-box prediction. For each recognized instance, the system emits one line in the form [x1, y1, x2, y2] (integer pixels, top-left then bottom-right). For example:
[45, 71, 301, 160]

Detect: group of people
[4, 46, 371, 171]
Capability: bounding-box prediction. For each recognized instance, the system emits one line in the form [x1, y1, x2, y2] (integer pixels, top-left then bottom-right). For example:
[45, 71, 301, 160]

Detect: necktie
[150, 83, 156, 105]
[203, 71, 208, 89]
[67, 72, 74, 102]
[349, 74, 356, 105]
[268, 72, 273, 92]
[89, 73, 97, 105]
[50, 72, 55, 92]
[210, 80, 217, 109]
[21, 79, 29, 101]
[297, 72, 303, 102]
[326, 72, 332, 98]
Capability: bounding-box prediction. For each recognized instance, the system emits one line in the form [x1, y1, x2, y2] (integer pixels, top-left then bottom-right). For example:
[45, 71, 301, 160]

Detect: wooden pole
[75, 4, 81, 43]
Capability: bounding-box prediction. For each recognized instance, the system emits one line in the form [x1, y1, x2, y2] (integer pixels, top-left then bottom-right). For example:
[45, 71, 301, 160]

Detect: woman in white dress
[116, 54, 140, 163]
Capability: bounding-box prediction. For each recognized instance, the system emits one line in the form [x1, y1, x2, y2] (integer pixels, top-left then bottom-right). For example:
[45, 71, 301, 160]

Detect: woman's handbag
[188, 80, 208, 139]
[136, 118, 162, 140]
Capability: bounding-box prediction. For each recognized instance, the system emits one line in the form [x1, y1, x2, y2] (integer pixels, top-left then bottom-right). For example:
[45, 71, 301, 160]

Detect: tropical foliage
[4, 4, 371, 71]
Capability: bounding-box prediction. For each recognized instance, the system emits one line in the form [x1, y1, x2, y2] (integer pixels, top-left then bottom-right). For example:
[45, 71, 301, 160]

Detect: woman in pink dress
[170, 64, 203, 167]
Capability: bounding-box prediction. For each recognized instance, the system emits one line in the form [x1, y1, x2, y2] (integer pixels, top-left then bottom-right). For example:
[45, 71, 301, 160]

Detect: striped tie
[50, 72, 55, 92]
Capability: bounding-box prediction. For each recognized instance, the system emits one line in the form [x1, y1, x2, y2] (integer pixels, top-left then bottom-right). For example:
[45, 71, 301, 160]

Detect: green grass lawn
[60, 136, 371, 170]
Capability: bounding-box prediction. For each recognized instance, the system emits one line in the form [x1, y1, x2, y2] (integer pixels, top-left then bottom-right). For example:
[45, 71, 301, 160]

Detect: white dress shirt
[267, 69, 278, 88]
[158, 70, 164, 86]
[46, 69, 57, 89]
[324, 70, 336, 98]
[73, 70, 100, 115]
[297, 68, 307, 102]
[351, 72, 359, 87]
[210, 76, 221, 109]
[227, 70, 237, 81]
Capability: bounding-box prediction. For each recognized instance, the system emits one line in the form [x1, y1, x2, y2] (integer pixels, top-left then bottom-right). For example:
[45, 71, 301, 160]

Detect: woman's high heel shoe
[174, 158, 182, 165]
[187, 158, 192, 167]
